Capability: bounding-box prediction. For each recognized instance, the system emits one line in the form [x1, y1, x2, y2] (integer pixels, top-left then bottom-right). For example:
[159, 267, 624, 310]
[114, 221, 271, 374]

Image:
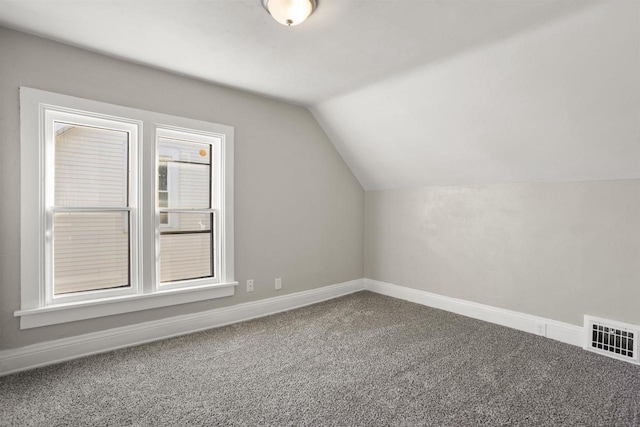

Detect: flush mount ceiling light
[262, 0, 317, 27]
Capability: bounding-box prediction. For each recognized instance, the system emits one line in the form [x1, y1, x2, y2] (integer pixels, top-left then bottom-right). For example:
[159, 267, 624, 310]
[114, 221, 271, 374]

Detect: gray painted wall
[365, 180, 640, 326]
[0, 27, 364, 350]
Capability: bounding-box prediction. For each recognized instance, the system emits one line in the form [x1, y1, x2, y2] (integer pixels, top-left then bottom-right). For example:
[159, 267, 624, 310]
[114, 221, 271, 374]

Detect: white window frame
[17, 87, 236, 329]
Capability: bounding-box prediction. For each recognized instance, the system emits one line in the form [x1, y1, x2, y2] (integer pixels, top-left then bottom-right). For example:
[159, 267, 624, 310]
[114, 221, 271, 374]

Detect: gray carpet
[1, 291, 639, 426]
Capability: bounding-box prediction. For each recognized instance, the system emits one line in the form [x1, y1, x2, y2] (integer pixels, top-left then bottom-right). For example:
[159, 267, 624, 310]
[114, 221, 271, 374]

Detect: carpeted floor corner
[1, 291, 639, 426]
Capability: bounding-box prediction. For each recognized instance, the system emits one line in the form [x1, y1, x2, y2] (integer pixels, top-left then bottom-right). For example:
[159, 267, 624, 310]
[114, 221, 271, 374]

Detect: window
[156, 128, 220, 287]
[17, 87, 235, 329]
[47, 114, 139, 305]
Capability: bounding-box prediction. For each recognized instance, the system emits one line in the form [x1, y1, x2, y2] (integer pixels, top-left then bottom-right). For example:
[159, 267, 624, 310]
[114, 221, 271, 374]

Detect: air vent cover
[584, 315, 639, 365]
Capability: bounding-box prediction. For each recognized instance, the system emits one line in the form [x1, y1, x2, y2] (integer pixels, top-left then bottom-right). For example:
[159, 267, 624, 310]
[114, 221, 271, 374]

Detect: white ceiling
[1, 0, 638, 189]
[312, 1, 640, 189]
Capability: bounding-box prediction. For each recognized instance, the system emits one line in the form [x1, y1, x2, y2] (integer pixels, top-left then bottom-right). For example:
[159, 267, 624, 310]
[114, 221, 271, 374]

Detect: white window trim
[15, 284, 235, 329]
[18, 87, 236, 329]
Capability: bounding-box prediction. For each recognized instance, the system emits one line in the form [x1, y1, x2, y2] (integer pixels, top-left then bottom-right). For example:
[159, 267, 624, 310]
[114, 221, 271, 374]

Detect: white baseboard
[0, 279, 365, 376]
[364, 278, 584, 348]
[0, 277, 588, 376]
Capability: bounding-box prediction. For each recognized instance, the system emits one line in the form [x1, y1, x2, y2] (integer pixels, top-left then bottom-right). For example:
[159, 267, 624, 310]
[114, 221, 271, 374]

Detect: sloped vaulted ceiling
[1, 0, 638, 190]
[311, 1, 640, 189]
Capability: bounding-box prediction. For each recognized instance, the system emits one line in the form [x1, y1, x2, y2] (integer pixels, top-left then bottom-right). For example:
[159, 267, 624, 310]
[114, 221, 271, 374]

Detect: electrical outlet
[535, 322, 547, 337]
[275, 277, 282, 290]
[246, 279, 254, 292]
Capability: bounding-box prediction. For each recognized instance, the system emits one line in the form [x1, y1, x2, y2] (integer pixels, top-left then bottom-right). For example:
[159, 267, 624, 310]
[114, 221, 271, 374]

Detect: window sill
[14, 282, 238, 329]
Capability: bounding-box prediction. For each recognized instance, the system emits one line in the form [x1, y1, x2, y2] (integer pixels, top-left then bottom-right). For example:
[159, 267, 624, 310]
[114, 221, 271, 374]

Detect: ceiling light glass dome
[262, 0, 317, 27]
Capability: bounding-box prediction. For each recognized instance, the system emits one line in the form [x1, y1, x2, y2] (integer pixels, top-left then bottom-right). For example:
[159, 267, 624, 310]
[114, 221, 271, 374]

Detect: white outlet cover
[275, 277, 282, 290]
